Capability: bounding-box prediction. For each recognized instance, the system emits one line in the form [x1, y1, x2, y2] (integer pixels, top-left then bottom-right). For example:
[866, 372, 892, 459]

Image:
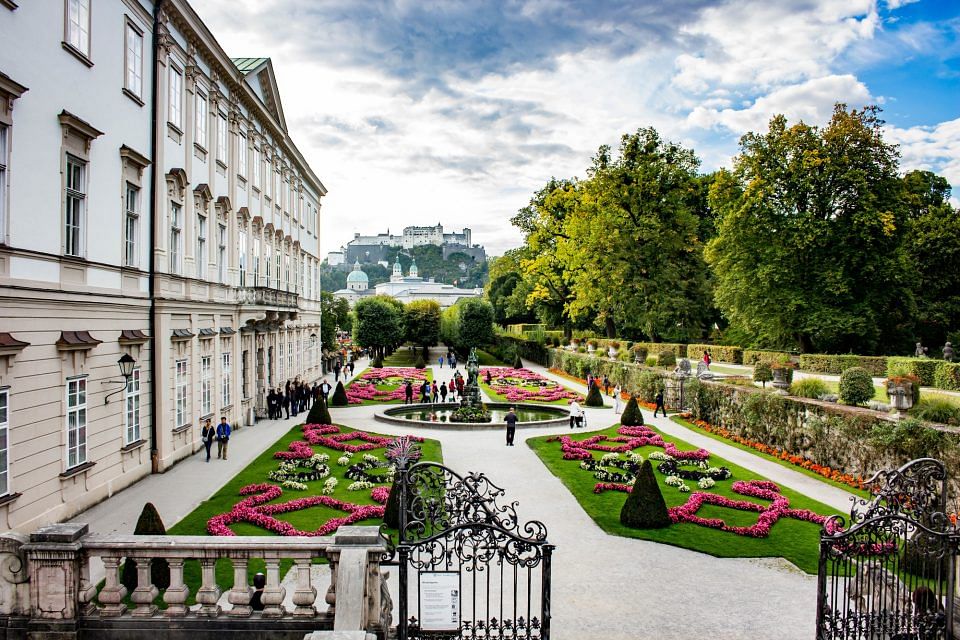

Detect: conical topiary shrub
[414, 353, 426, 369]
[620, 460, 671, 529]
[331, 381, 349, 407]
[383, 479, 401, 529]
[585, 382, 604, 407]
[307, 397, 332, 425]
[513, 354, 523, 369]
[372, 354, 384, 368]
[121, 502, 171, 592]
[620, 396, 644, 426]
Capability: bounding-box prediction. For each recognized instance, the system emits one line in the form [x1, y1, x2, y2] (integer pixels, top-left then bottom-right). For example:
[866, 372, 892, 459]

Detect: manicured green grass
[475, 349, 508, 366]
[344, 367, 433, 405]
[166, 423, 442, 604]
[382, 346, 423, 366]
[670, 417, 870, 499]
[528, 423, 838, 573]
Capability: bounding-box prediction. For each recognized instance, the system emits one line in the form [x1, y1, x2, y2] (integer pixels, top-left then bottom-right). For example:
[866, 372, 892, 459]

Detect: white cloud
[687, 74, 873, 132]
[886, 118, 960, 191]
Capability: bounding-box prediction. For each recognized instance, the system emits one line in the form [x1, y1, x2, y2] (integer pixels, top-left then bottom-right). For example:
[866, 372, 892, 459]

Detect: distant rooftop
[232, 57, 269, 74]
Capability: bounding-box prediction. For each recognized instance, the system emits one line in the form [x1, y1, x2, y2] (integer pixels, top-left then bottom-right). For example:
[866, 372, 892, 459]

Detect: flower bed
[480, 367, 584, 404]
[345, 367, 431, 405]
[529, 423, 839, 573]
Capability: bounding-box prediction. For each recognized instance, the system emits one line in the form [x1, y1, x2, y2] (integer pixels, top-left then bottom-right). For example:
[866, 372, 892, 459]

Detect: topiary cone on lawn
[121, 502, 171, 592]
[383, 479, 401, 529]
[585, 382, 604, 407]
[331, 381, 349, 407]
[620, 396, 644, 426]
[307, 397, 332, 424]
[513, 354, 523, 369]
[620, 460, 671, 529]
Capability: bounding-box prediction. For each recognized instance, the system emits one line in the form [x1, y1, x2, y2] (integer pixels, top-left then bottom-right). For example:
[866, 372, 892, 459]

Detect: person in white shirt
[613, 385, 623, 414]
[569, 400, 584, 429]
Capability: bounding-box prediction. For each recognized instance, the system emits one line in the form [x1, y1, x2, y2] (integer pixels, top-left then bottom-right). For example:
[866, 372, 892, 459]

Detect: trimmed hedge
[887, 357, 940, 386]
[934, 362, 960, 391]
[743, 349, 794, 365]
[307, 398, 332, 425]
[687, 344, 744, 365]
[799, 354, 889, 376]
[585, 383, 604, 407]
[839, 367, 875, 406]
[657, 350, 677, 367]
[331, 381, 349, 407]
[620, 460, 671, 529]
[621, 397, 644, 426]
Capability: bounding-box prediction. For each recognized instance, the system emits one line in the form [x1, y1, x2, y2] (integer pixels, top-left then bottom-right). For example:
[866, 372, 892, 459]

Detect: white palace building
[0, 0, 326, 532]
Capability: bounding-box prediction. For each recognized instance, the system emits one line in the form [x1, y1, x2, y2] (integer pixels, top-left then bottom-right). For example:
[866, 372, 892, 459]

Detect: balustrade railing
[236, 286, 299, 309]
[3, 523, 390, 639]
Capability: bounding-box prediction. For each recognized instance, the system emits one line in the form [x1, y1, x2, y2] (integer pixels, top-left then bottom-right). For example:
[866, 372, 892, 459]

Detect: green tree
[441, 298, 495, 353]
[560, 128, 714, 340]
[320, 292, 352, 349]
[706, 105, 913, 353]
[901, 171, 960, 349]
[404, 300, 441, 350]
[486, 250, 538, 326]
[354, 296, 404, 360]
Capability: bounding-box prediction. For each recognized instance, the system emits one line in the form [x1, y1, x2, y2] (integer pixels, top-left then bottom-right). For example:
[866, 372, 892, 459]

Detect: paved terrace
[68, 356, 852, 639]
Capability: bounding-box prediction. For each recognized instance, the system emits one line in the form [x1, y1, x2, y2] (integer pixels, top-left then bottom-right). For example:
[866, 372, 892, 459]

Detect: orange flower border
[677, 413, 868, 492]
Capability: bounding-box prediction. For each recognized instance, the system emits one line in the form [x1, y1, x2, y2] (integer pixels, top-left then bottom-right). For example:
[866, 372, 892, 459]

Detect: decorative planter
[771, 367, 791, 393]
[608, 347, 617, 359]
[886, 381, 915, 415]
[587, 345, 596, 353]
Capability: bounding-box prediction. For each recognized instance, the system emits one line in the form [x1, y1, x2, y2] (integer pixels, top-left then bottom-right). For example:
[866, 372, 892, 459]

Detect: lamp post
[103, 353, 137, 404]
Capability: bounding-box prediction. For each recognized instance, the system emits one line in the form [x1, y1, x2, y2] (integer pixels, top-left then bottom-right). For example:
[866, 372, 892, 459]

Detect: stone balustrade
[0, 523, 391, 640]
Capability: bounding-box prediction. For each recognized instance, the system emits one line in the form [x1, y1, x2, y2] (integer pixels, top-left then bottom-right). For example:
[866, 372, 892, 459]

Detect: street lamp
[104, 354, 137, 404]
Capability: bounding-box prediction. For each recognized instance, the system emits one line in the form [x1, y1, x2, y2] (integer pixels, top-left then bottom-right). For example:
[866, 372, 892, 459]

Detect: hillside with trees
[321, 244, 488, 292]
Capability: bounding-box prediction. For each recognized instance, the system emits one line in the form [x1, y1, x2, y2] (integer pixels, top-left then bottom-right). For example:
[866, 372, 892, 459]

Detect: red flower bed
[547, 425, 710, 461]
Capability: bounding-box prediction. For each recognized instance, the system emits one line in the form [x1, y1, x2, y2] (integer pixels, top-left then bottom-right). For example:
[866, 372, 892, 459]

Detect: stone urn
[886, 379, 915, 416]
[608, 346, 618, 359]
[587, 343, 596, 353]
[771, 366, 791, 393]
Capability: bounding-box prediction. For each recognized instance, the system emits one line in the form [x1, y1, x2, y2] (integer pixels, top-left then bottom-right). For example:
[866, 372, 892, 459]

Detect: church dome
[346, 260, 369, 289]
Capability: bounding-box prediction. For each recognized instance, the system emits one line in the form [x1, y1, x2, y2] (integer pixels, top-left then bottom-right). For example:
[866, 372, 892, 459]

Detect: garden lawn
[166, 423, 442, 604]
[479, 367, 585, 406]
[475, 349, 508, 366]
[382, 345, 430, 367]
[528, 423, 837, 573]
[671, 417, 870, 498]
[344, 367, 433, 405]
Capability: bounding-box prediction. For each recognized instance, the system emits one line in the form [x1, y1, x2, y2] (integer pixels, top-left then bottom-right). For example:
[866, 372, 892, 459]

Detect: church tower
[409, 258, 418, 279]
[392, 256, 403, 281]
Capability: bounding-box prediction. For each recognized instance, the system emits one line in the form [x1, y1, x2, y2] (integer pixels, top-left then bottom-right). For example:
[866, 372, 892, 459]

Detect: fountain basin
[375, 402, 570, 430]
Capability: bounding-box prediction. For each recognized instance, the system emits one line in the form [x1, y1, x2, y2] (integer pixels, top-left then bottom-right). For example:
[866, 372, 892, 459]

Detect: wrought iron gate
[395, 460, 553, 640]
[817, 458, 958, 639]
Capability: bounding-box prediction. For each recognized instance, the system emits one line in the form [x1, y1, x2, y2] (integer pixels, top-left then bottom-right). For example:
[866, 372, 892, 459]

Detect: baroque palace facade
[0, 0, 325, 532]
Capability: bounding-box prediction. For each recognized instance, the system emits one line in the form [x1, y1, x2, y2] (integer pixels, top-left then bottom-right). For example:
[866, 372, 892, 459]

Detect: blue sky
[192, 0, 960, 257]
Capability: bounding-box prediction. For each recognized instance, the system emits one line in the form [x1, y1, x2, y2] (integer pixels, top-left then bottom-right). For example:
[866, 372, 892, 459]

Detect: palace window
[221, 352, 231, 407]
[124, 183, 139, 267]
[252, 237, 260, 286]
[238, 229, 247, 287]
[201, 355, 212, 416]
[124, 21, 143, 99]
[125, 367, 141, 444]
[1, 125, 10, 245]
[196, 213, 207, 280]
[169, 202, 182, 274]
[0, 388, 9, 495]
[65, 0, 90, 57]
[238, 133, 247, 178]
[64, 154, 85, 257]
[216, 111, 227, 165]
[168, 66, 183, 129]
[252, 146, 261, 188]
[217, 223, 227, 284]
[175, 359, 188, 427]
[66, 376, 87, 468]
[194, 91, 207, 148]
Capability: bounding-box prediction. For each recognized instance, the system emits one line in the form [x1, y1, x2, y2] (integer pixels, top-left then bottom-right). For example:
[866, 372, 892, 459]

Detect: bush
[743, 350, 793, 366]
[687, 344, 744, 364]
[331, 381, 349, 407]
[450, 405, 492, 422]
[121, 503, 170, 593]
[645, 356, 657, 367]
[585, 382, 604, 407]
[413, 353, 426, 369]
[657, 350, 676, 368]
[868, 417, 945, 460]
[372, 354, 384, 368]
[513, 354, 523, 369]
[631, 342, 687, 358]
[887, 357, 939, 387]
[753, 362, 773, 387]
[307, 398, 332, 425]
[839, 367, 875, 406]
[620, 397, 644, 426]
[636, 371, 665, 403]
[790, 378, 830, 399]
[911, 399, 960, 426]
[934, 362, 960, 391]
[620, 460, 671, 529]
[799, 354, 889, 376]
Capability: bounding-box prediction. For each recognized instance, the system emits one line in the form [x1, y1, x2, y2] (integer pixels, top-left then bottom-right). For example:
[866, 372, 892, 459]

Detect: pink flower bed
[207, 483, 390, 537]
[346, 368, 428, 404]
[272, 424, 425, 458]
[549, 425, 710, 461]
[482, 367, 583, 403]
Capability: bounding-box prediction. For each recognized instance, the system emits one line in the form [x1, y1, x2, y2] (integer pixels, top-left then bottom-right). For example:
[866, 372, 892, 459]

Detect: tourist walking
[703, 350, 712, 370]
[320, 380, 332, 404]
[569, 400, 584, 429]
[505, 407, 517, 446]
[450, 354, 457, 368]
[440, 382, 448, 403]
[603, 375, 611, 396]
[456, 375, 464, 398]
[439, 355, 444, 368]
[266, 389, 276, 419]
[216, 416, 231, 460]
[405, 381, 414, 404]
[614, 385, 623, 414]
[431, 381, 440, 403]
[654, 391, 666, 417]
[420, 381, 430, 403]
[201, 418, 215, 462]
[334, 361, 342, 382]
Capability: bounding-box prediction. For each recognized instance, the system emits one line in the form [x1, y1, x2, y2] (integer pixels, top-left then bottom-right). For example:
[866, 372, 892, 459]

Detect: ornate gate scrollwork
[816, 458, 958, 640]
[396, 461, 553, 640]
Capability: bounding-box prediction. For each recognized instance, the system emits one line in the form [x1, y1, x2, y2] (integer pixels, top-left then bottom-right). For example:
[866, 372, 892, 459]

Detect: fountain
[375, 347, 571, 429]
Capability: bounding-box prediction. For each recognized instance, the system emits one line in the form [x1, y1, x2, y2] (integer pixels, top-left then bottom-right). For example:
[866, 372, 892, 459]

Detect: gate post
[397, 545, 409, 640]
[541, 544, 554, 640]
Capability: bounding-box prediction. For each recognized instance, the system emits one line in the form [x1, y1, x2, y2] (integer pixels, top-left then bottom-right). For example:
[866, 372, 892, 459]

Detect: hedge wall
[934, 362, 960, 391]
[798, 354, 889, 376]
[687, 344, 744, 364]
[489, 335, 550, 366]
[742, 349, 795, 365]
[887, 357, 941, 386]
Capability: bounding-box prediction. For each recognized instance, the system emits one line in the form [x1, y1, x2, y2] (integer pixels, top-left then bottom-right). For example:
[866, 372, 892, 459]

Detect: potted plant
[886, 373, 919, 415]
[569, 338, 580, 352]
[608, 341, 621, 358]
[770, 359, 796, 393]
[587, 339, 598, 353]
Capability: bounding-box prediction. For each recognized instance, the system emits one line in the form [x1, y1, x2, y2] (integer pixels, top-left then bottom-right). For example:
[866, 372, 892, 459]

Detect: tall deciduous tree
[320, 292, 351, 349]
[354, 296, 404, 359]
[560, 128, 714, 340]
[706, 105, 914, 353]
[404, 300, 441, 350]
